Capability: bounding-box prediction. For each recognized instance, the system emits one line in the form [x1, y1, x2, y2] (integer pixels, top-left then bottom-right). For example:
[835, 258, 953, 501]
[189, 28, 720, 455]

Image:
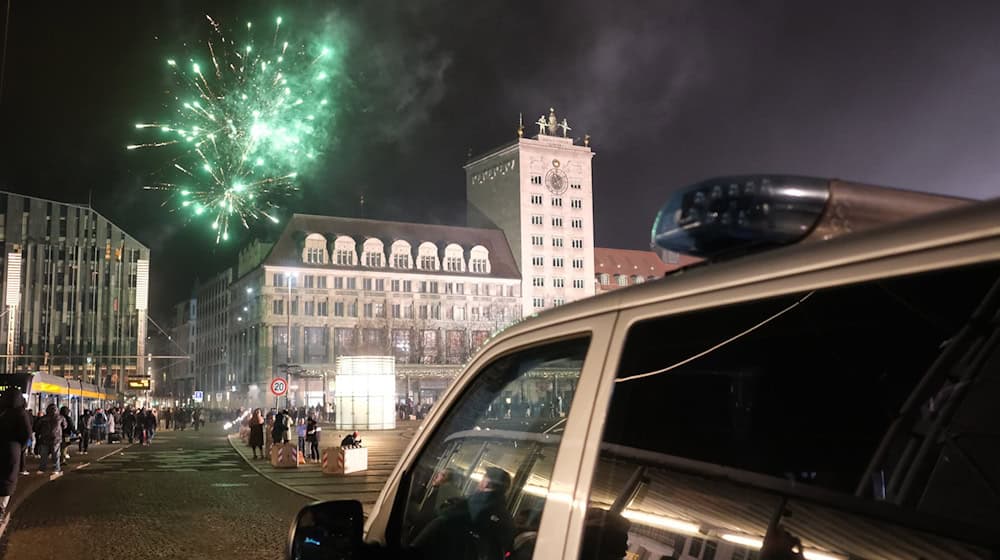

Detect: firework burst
[129, 15, 338, 242]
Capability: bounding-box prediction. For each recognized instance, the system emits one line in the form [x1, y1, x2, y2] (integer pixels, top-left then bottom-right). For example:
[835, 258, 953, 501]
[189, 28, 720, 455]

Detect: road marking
[211, 483, 249, 488]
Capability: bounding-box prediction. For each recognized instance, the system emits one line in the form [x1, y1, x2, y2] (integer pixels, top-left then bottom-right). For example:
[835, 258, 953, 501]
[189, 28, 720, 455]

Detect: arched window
[333, 235, 356, 266]
[632, 275, 644, 284]
[302, 233, 328, 264]
[469, 245, 490, 274]
[362, 238, 385, 268]
[616, 274, 628, 287]
[417, 242, 439, 271]
[599, 273, 610, 285]
[444, 243, 465, 272]
[390, 240, 412, 269]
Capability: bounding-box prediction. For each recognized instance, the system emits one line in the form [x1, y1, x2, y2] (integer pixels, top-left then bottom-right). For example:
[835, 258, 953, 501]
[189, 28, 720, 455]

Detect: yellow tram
[0, 372, 112, 417]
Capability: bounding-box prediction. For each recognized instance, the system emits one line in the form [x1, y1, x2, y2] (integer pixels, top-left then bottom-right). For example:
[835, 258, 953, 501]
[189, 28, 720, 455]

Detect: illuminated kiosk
[334, 356, 396, 430]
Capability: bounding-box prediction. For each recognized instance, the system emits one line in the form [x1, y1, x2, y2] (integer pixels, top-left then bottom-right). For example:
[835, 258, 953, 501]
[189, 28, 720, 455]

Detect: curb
[226, 434, 319, 502]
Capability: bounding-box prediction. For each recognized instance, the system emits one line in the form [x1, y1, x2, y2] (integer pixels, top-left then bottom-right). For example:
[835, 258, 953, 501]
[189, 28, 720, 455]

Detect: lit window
[616, 274, 628, 286]
[444, 243, 465, 272]
[599, 273, 610, 284]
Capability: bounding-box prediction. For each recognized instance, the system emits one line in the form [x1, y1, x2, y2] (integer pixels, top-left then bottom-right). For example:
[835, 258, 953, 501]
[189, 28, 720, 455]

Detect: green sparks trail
[128, 15, 339, 243]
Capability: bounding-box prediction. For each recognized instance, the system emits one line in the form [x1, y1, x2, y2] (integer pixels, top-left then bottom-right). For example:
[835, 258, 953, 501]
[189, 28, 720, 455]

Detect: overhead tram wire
[0, 0, 9, 106]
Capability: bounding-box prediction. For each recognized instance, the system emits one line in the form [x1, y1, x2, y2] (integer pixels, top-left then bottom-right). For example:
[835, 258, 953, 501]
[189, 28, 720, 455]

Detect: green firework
[129, 15, 338, 243]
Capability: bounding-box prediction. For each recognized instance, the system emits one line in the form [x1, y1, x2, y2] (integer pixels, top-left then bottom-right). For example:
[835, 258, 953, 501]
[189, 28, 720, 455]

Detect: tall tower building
[465, 108, 596, 316]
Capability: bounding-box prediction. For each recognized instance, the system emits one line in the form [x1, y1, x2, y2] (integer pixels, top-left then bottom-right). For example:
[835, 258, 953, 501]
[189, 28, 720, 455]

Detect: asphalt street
[0, 424, 308, 560]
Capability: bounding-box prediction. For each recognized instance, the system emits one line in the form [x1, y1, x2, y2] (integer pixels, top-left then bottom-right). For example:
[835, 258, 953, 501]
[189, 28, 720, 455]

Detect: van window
[396, 336, 589, 559]
[580, 262, 1000, 559]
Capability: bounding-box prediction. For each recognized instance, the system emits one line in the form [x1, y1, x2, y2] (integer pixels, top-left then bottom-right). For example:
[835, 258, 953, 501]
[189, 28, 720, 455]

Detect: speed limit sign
[270, 377, 288, 396]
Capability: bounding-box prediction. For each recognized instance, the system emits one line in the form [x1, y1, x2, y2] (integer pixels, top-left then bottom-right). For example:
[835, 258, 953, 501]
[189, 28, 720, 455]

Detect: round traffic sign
[270, 377, 288, 396]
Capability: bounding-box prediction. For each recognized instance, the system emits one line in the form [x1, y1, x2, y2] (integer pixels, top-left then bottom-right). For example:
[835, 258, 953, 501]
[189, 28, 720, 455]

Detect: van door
[366, 312, 618, 559]
[571, 258, 1000, 559]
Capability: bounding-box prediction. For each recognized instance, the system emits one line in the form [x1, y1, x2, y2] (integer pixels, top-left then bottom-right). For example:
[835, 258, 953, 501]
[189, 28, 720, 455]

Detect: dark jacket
[306, 418, 320, 443]
[35, 406, 68, 446]
[468, 490, 515, 560]
[0, 389, 32, 496]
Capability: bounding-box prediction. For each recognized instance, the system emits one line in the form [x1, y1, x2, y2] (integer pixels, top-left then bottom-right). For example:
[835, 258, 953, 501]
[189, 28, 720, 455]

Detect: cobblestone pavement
[0, 425, 307, 560]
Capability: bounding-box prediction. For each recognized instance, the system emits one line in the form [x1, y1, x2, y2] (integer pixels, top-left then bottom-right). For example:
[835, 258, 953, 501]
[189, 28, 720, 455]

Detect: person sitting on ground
[340, 431, 361, 448]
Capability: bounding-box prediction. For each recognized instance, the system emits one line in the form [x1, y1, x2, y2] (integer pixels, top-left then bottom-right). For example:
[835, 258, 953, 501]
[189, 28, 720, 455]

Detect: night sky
[2, 1, 1000, 318]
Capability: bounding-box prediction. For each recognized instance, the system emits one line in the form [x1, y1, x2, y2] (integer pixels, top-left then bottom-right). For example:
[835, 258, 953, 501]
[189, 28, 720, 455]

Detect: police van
[288, 176, 1000, 560]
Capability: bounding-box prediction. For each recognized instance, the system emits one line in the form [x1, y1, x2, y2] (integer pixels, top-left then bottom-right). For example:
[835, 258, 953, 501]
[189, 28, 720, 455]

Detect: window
[334, 277, 344, 289]
[429, 281, 439, 294]
[419, 281, 427, 293]
[375, 279, 385, 291]
[454, 306, 466, 321]
[365, 252, 383, 267]
[403, 280, 412, 292]
[363, 278, 373, 291]
[530, 175, 542, 185]
[572, 258, 584, 269]
[273, 273, 285, 288]
[531, 235, 544, 247]
[418, 242, 439, 271]
[347, 301, 358, 317]
[346, 277, 357, 290]
[531, 215, 543, 225]
[553, 257, 564, 268]
[303, 233, 328, 264]
[571, 218, 583, 229]
[573, 279, 585, 289]
[531, 256, 544, 267]
[551, 197, 563, 207]
[580, 262, 1000, 559]
[470, 284, 479, 296]
[551, 217, 563, 227]
[335, 249, 354, 265]
[444, 243, 465, 272]
[363, 303, 373, 318]
[530, 194, 543, 205]
[317, 301, 329, 316]
[599, 273, 610, 284]
[397, 337, 590, 551]
[553, 277, 564, 288]
[552, 237, 564, 248]
[392, 329, 412, 362]
[419, 305, 428, 319]
[532, 277, 545, 287]
[317, 276, 328, 289]
[420, 255, 437, 270]
[391, 304, 401, 318]
[615, 274, 628, 286]
[393, 253, 411, 268]
[633, 275, 645, 284]
[570, 183, 581, 190]
[430, 304, 441, 319]
[533, 297, 544, 308]
[334, 302, 344, 316]
[553, 297, 565, 306]
[272, 300, 284, 315]
[391, 240, 412, 269]
[571, 239, 584, 249]
[571, 199, 582, 209]
[374, 303, 385, 318]
[391, 280, 400, 292]
[470, 245, 490, 273]
[456, 283, 465, 295]
[304, 275, 315, 288]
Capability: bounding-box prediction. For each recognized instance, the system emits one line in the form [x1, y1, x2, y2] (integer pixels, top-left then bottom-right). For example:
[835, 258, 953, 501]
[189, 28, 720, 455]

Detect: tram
[0, 372, 112, 418]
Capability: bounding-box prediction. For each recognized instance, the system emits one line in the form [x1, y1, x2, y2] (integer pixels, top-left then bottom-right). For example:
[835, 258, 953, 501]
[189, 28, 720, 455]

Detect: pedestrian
[0, 388, 33, 518]
[306, 415, 321, 462]
[296, 418, 307, 456]
[193, 408, 202, 431]
[34, 404, 67, 474]
[92, 408, 107, 445]
[58, 406, 76, 462]
[271, 409, 291, 444]
[163, 407, 172, 430]
[144, 408, 157, 444]
[122, 407, 136, 444]
[106, 409, 116, 444]
[247, 409, 265, 460]
[78, 410, 92, 454]
[340, 431, 361, 448]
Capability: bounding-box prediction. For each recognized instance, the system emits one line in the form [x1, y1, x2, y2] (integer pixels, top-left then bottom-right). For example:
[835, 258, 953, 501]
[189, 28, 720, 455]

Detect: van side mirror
[287, 500, 364, 560]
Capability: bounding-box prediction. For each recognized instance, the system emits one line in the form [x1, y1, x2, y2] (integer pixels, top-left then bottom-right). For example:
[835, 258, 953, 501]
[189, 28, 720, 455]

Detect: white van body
[363, 197, 1000, 559]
